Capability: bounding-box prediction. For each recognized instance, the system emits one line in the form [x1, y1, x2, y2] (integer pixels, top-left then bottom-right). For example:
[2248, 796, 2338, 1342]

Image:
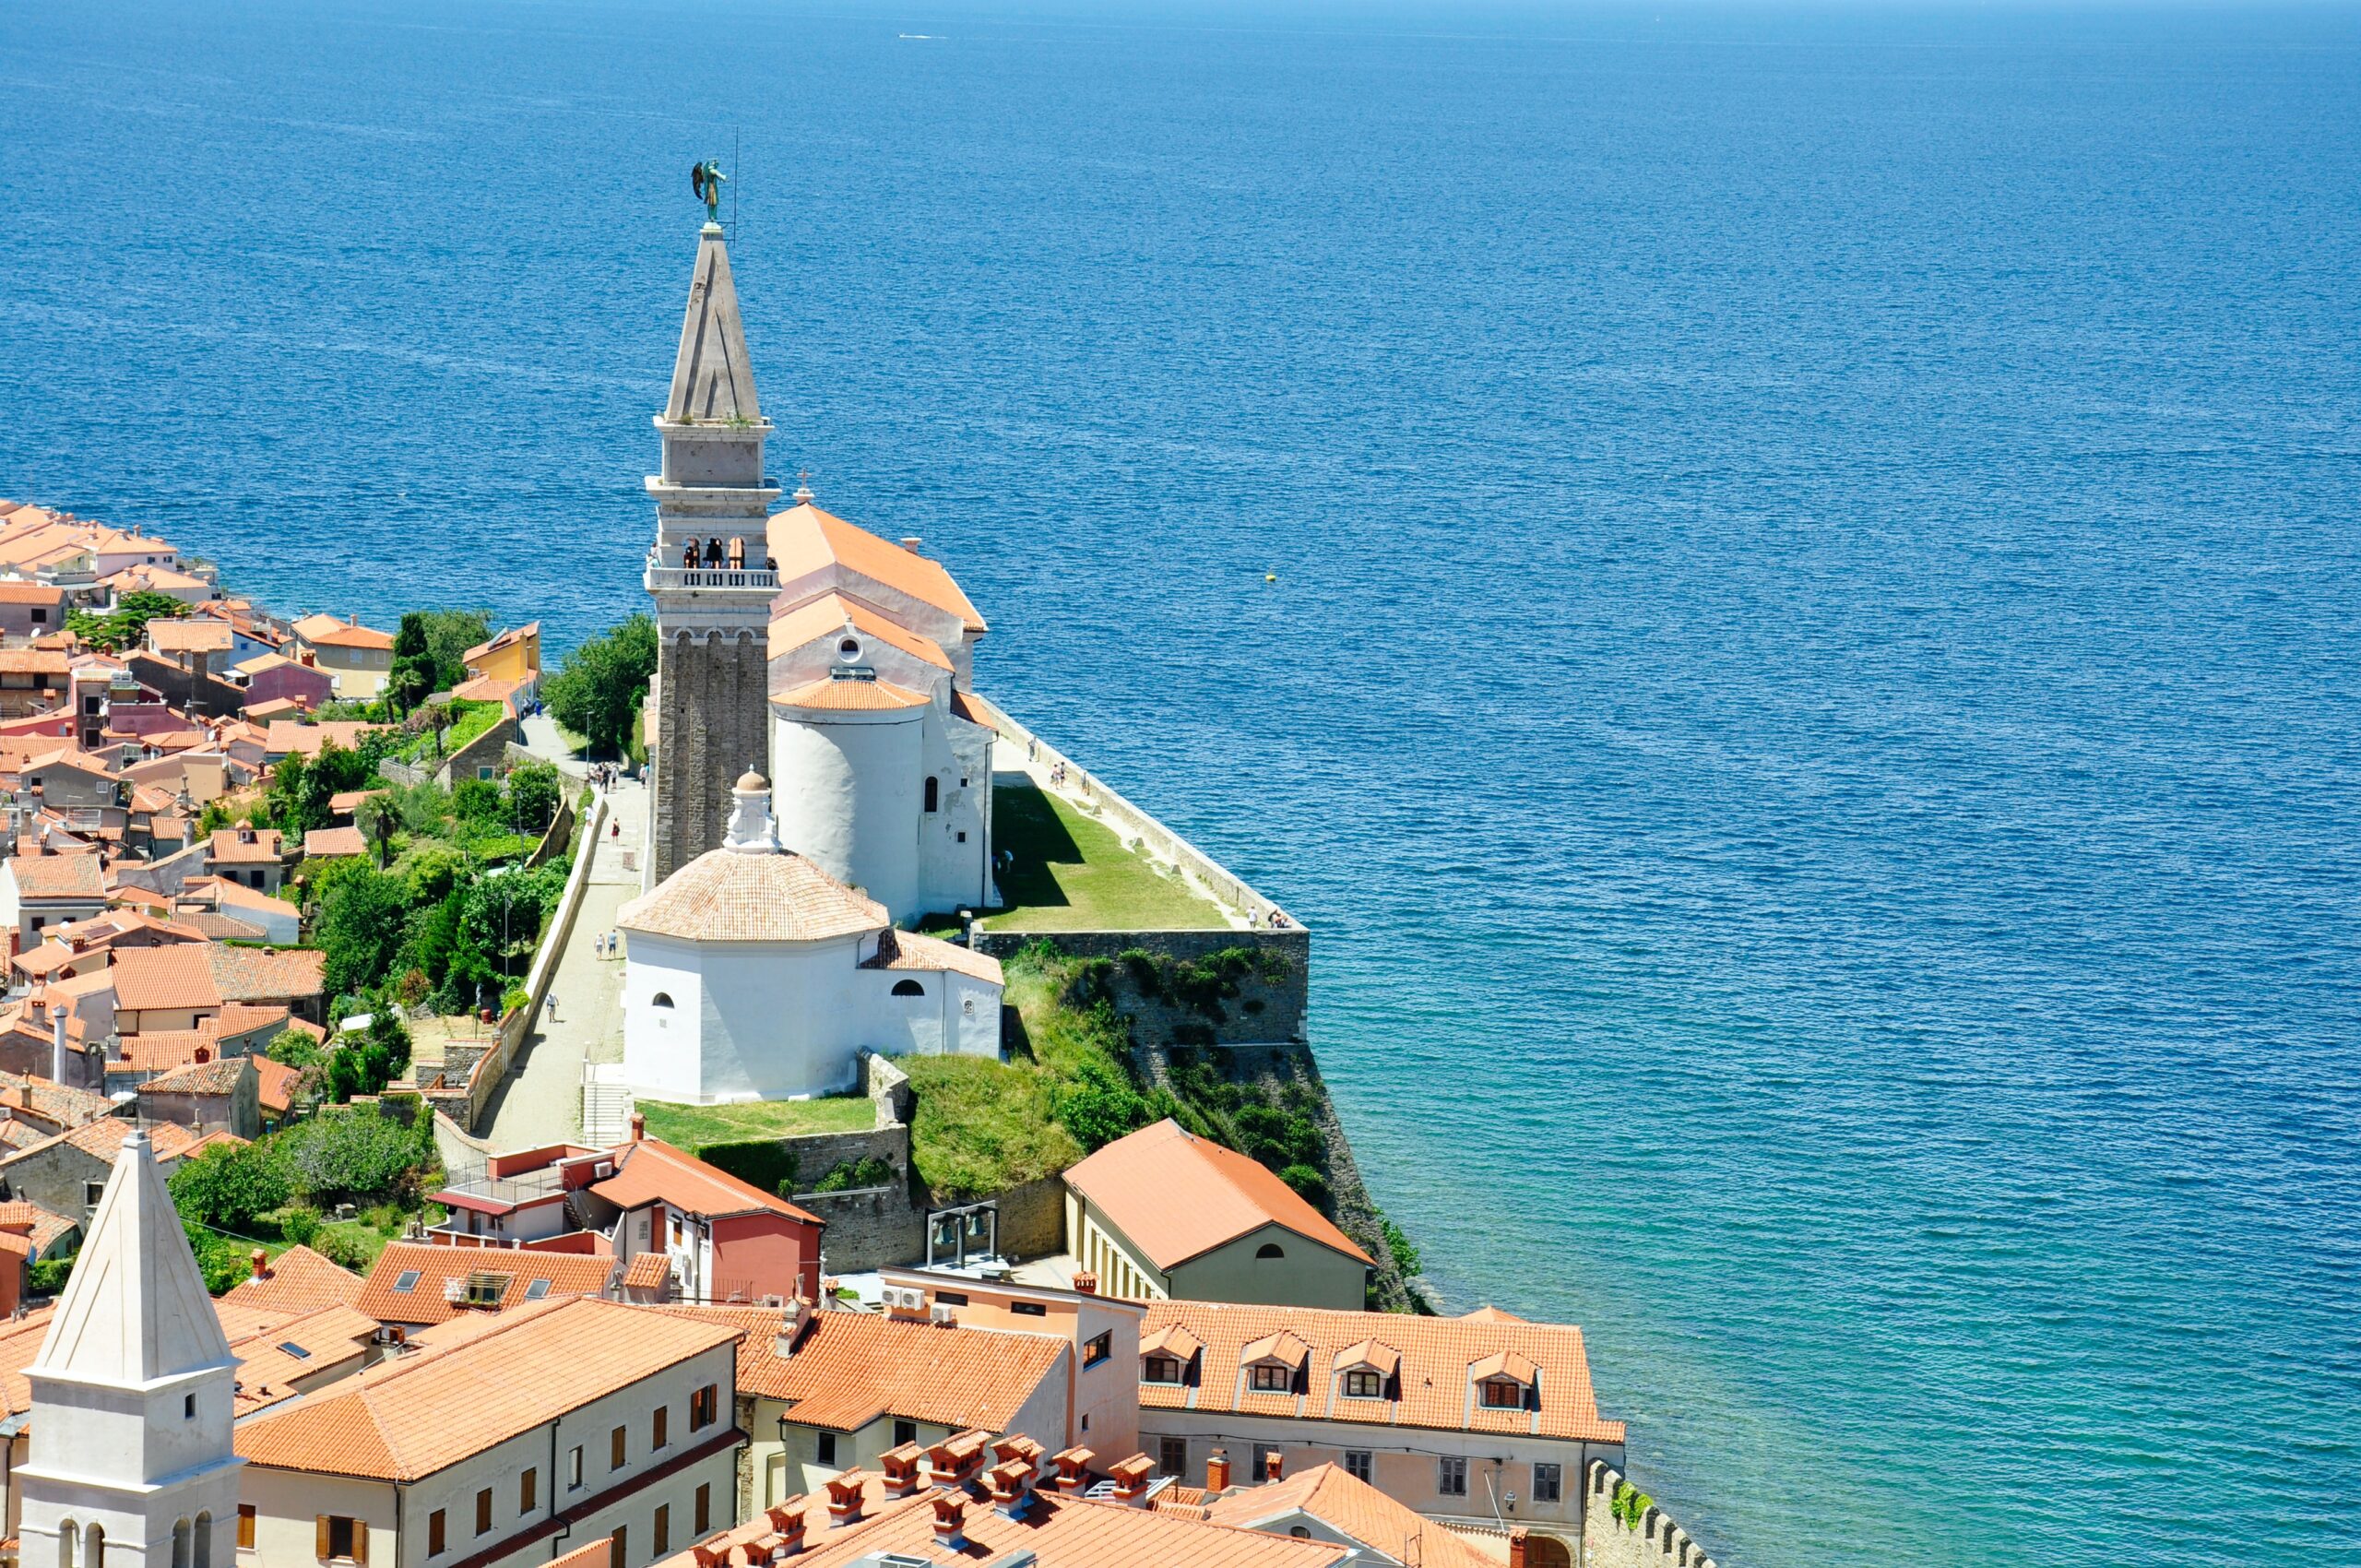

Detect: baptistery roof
[618, 847, 885, 944]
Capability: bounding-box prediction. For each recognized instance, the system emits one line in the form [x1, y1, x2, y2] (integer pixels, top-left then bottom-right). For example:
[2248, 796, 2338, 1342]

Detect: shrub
[30, 1255, 74, 1295]
[1381, 1218, 1423, 1277]
[314, 1227, 374, 1271]
[168, 1139, 291, 1232]
[697, 1141, 799, 1199]
[279, 1104, 438, 1209]
[810, 1156, 896, 1193]
[1277, 1164, 1328, 1206]
[280, 1206, 322, 1248]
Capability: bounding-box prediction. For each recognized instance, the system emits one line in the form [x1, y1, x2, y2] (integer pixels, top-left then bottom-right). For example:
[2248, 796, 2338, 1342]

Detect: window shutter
[315, 1519, 329, 1562]
[352, 1525, 367, 1567]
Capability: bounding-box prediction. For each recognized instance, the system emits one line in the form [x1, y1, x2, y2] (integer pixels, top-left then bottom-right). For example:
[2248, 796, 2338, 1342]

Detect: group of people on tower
[672, 535, 776, 571]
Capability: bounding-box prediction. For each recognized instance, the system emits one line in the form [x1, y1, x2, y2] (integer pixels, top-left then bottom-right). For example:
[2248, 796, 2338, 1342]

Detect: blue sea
[4, 2, 2357, 1561]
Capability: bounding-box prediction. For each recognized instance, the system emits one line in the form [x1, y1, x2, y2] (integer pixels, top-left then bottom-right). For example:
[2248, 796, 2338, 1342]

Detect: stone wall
[1583, 1461, 1716, 1568]
[798, 1182, 926, 1277]
[651, 630, 769, 885]
[992, 1173, 1065, 1260]
[434, 711, 521, 787]
[972, 928, 1310, 1045]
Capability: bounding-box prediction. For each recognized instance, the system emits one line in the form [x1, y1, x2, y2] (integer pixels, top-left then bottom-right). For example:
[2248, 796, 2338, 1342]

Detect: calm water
[5, 2, 2358, 1561]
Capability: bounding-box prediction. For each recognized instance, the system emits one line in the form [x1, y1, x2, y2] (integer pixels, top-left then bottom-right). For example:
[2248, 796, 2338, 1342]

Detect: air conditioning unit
[442, 1279, 468, 1303]
[884, 1286, 927, 1314]
[930, 1302, 956, 1326]
[594, 1161, 614, 1178]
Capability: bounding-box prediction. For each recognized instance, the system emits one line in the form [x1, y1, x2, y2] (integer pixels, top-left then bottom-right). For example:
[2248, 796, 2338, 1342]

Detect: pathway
[473, 719, 646, 1149]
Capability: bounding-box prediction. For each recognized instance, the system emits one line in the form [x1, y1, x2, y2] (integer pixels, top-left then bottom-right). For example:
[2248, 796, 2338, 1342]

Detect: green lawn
[982, 780, 1228, 932]
[636, 1096, 876, 1151]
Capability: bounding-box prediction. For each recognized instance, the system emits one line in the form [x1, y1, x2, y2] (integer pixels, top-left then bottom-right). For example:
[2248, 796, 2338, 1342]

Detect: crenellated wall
[1584, 1460, 1716, 1568]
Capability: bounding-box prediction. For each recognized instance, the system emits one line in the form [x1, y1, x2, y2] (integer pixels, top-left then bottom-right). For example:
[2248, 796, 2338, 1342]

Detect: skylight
[277, 1341, 313, 1360]
[392, 1270, 421, 1293]
[524, 1278, 552, 1300]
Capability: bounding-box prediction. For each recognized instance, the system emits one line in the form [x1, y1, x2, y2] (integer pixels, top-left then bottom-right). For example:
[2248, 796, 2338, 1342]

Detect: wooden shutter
[315, 1519, 329, 1562]
[350, 1523, 367, 1567]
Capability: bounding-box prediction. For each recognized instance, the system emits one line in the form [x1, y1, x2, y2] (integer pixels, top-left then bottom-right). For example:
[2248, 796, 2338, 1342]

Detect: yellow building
[463, 621, 541, 690]
[289, 613, 396, 698]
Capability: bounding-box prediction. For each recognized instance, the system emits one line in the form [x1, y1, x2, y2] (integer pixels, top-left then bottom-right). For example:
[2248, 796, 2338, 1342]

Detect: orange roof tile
[237, 1298, 738, 1481]
[655, 1303, 1063, 1427]
[141, 1055, 251, 1096]
[208, 826, 283, 863]
[263, 719, 386, 758]
[4, 854, 104, 899]
[591, 1137, 823, 1226]
[860, 929, 1004, 985]
[1196, 1463, 1497, 1568]
[291, 614, 395, 651]
[772, 676, 930, 712]
[147, 620, 235, 654]
[222, 1243, 367, 1314]
[769, 592, 953, 672]
[1137, 1299, 1624, 1444]
[768, 505, 987, 634]
[110, 943, 323, 1012]
[617, 847, 884, 944]
[302, 826, 367, 858]
[621, 1251, 674, 1290]
[1063, 1120, 1371, 1271]
[253, 1056, 302, 1116]
[356, 1241, 616, 1325]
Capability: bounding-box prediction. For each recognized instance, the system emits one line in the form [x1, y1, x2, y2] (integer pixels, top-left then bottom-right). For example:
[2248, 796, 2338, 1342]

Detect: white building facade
[617, 776, 1003, 1106]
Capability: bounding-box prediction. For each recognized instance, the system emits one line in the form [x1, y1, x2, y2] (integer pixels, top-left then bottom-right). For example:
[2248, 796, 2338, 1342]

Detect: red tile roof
[591, 1137, 824, 1226]
[357, 1241, 616, 1325]
[222, 1243, 367, 1315]
[655, 1303, 1064, 1425]
[1063, 1120, 1371, 1271]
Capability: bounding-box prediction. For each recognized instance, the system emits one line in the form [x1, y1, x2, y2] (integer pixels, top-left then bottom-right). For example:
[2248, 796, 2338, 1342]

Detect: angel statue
[691, 160, 726, 223]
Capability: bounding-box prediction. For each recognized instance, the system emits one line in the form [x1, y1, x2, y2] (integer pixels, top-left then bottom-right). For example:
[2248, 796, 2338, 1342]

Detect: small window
[476, 766, 493, 781]
[1533, 1461, 1562, 1503]
[1290, 1526, 1311, 1539]
[1010, 1301, 1046, 1317]
[567, 1446, 583, 1490]
[392, 1270, 421, 1294]
[1157, 1437, 1187, 1478]
[653, 1406, 669, 1449]
[891, 978, 926, 997]
[1439, 1456, 1468, 1496]
[611, 1425, 627, 1469]
[427, 1512, 445, 1558]
[1249, 1362, 1293, 1394]
[83, 1180, 104, 1208]
[29, 608, 43, 624]
[651, 992, 674, 1009]
[651, 1505, 669, 1557]
[1345, 1450, 1373, 1484]
[321, 1515, 362, 1562]
[694, 1481, 712, 1535]
[690, 1383, 719, 1431]
[1255, 1241, 1286, 1259]
[1084, 1331, 1112, 1369]
[521, 1467, 538, 1513]
[955, 831, 967, 842]
[816, 1431, 837, 1466]
[923, 777, 940, 813]
[1343, 1369, 1383, 1399]
[894, 1419, 918, 1446]
[1480, 1378, 1525, 1410]
[524, 1278, 552, 1301]
[932, 1290, 968, 1306]
[474, 1490, 491, 1536]
[1143, 1355, 1183, 1385]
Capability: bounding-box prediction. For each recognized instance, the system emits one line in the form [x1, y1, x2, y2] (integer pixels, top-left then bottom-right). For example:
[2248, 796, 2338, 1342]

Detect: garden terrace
[979, 779, 1230, 932]
[633, 1095, 877, 1152]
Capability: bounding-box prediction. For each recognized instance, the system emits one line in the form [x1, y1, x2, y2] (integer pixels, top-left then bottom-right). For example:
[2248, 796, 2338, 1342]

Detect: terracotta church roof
[618, 846, 885, 944]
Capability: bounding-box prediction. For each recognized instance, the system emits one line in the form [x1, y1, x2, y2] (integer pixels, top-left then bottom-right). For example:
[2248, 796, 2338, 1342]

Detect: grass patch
[981, 781, 1228, 932]
[636, 1096, 875, 1150]
[902, 1054, 1085, 1200]
[397, 699, 504, 764]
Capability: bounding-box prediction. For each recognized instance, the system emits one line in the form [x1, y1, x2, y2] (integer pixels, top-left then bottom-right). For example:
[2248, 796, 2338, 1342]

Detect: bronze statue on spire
[691, 160, 726, 224]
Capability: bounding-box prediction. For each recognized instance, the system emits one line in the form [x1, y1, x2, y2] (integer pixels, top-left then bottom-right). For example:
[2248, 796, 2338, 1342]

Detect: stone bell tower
[645, 221, 781, 887]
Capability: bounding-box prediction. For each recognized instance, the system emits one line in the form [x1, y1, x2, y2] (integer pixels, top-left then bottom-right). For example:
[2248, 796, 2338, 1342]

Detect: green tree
[504, 759, 562, 835]
[542, 613, 657, 760]
[280, 1105, 438, 1209]
[311, 858, 413, 995]
[462, 861, 567, 975]
[419, 610, 493, 692]
[169, 1139, 291, 1231]
[66, 589, 191, 653]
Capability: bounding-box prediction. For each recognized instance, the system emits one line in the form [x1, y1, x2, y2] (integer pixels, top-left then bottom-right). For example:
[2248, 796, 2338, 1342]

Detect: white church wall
[622, 941, 706, 1103]
[767, 631, 946, 702]
[860, 968, 1003, 1062]
[694, 939, 869, 1100]
[771, 706, 923, 921]
[916, 709, 993, 916]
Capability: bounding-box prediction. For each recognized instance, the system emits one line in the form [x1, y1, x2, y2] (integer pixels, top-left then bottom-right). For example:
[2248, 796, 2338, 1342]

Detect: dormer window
[1479, 1378, 1525, 1409]
[1343, 1369, 1384, 1399]
[1142, 1355, 1184, 1385]
[1249, 1362, 1294, 1394]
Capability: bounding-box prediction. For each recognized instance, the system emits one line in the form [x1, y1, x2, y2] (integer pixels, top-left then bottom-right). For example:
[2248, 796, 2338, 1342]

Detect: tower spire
[666, 224, 761, 425]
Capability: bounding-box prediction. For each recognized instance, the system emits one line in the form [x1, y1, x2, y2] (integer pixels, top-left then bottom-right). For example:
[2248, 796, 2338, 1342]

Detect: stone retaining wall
[1584, 1460, 1716, 1568]
[972, 928, 1310, 1045]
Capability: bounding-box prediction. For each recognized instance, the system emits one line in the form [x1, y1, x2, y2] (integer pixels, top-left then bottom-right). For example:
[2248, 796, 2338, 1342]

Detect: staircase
[581, 1063, 634, 1145]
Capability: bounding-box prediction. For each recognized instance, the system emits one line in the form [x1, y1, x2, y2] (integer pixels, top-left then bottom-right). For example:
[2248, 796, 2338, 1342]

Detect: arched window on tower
[86, 1523, 105, 1568]
[891, 980, 926, 998]
[923, 777, 940, 814]
[58, 1520, 75, 1568]
[172, 1517, 191, 1568]
[195, 1514, 213, 1568]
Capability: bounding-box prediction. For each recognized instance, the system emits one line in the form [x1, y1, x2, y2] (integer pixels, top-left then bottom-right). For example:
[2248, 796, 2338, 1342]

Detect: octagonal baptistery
[617, 773, 1006, 1104]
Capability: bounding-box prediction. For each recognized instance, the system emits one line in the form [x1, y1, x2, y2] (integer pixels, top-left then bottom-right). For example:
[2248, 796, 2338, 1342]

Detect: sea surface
[4, 2, 2358, 1562]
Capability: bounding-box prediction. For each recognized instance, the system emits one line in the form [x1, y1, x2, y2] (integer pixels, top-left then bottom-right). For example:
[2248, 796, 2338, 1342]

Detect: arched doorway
[1525, 1535, 1572, 1568]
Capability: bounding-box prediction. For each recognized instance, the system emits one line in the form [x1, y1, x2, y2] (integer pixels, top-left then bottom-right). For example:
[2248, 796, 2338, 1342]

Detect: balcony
[643, 566, 778, 594]
[434, 1163, 568, 1208]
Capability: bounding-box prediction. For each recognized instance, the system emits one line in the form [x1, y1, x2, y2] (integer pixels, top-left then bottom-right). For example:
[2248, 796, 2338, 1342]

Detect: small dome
[734, 769, 767, 791]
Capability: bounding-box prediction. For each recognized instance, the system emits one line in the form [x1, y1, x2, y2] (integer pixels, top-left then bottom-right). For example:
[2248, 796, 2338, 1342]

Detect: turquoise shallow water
[4, 3, 2359, 1562]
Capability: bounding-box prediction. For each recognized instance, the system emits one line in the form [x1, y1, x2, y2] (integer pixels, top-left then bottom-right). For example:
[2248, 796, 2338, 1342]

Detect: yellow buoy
[1264, 573, 1277, 583]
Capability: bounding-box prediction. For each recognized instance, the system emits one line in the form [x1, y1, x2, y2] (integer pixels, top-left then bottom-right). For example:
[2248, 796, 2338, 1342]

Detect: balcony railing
[435, 1163, 567, 1206]
[644, 566, 778, 593]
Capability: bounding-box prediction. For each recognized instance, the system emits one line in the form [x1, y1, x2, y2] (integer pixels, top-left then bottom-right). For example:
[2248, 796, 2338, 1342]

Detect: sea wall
[971, 928, 1310, 1045]
[1584, 1461, 1716, 1568]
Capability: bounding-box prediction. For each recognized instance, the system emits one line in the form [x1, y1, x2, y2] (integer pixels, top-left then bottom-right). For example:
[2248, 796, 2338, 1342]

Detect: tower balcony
[645, 564, 778, 594]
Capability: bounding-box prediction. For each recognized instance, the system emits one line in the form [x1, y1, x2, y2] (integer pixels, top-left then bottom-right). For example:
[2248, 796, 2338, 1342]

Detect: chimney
[1049, 1446, 1095, 1496]
[926, 1430, 989, 1490]
[1072, 1271, 1097, 1296]
[689, 1549, 721, 1568]
[774, 1296, 813, 1358]
[898, 538, 924, 554]
[1205, 1449, 1231, 1492]
[881, 1443, 925, 1499]
[823, 1475, 863, 1526]
[765, 1504, 806, 1556]
[1109, 1454, 1155, 1507]
[49, 1006, 66, 1084]
[1264, 1450, 1284, 1483]
[991, 1435, 1045, 1469]
[930, 1494, 967, 1552]
[1508, 1528, 1529, 1568]
[250, 1248, 269, 1282]
[629, 1111, 646, 1144]
[987, 1459, 1032, 1516]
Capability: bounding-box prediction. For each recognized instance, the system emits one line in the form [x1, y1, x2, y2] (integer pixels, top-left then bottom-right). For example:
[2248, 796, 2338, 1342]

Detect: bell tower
[645, 220, 781, 887]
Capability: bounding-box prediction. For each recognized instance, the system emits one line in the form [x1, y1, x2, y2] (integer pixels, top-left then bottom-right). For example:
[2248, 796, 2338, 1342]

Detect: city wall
[1584, 1460, 1716, 1568]
[970, 927, 1310, 1045]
